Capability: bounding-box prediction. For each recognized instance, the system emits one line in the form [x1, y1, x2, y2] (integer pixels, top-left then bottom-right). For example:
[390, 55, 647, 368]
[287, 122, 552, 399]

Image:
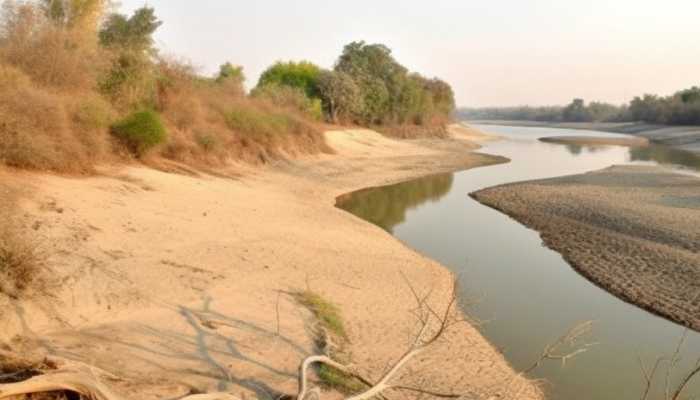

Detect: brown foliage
[0, 66, 95, 172]
[0, 186, 41, 299]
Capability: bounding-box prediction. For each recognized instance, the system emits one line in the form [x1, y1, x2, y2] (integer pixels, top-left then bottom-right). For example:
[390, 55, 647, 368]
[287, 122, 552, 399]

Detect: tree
[255, 60, 321, 99]
[216, 62, 244, 84]
[562, 98, 593, 122]
[335, 41, 407, 124]
[41, 0, 107, 36]
[316, 70, 361, 123]
[425, 77, 456, 120]
[99, 6, 161, 54]
[97, 7, 162, 108]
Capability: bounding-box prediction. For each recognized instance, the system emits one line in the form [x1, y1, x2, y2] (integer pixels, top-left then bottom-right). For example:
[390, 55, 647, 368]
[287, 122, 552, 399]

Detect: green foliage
[99, 51, 157, 108]
[293, 290, 346, 338]
[460, 85, 700, 126]
[98, 7, 162, 109]
[110, 109, 167, 156]
[99, 6, 161, 53]
[216, 62, 245, 83]
[316, 70, 361, 123]
[317, 364, 364, 394]
[562, 98, 591, 122]
[256, 60, 321, 99]
[331, 41, 455, 127]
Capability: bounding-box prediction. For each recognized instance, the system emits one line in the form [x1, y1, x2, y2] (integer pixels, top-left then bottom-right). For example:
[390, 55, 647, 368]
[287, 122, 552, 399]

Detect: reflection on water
[630, 144, 700, 171]
[336, 125, 700, 400]
[336, 173, 453, 232]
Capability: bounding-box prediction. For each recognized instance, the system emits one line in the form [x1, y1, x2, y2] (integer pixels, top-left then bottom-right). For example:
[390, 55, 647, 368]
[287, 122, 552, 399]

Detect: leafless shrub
[638, 329, 700, 400]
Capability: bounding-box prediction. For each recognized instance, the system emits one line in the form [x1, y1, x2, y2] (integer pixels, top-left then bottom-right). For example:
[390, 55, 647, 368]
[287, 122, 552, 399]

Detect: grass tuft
[317, 364, 365, 394]
[293, 290, 346, 339]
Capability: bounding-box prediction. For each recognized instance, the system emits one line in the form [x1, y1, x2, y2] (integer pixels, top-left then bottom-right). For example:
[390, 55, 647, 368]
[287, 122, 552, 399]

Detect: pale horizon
[119, 0, 700, 108]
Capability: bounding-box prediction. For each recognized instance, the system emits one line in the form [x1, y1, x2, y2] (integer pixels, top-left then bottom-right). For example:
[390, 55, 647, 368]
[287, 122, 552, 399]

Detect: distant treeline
[459, 86, 700, 126]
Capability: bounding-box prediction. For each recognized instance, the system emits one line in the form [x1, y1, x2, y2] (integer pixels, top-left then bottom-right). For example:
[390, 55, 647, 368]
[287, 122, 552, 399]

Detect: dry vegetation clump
[0, 186, 41, 299]
[0, 221, 41, 299]
[0, 65, 95, 172]
[378, 123, 451, 139]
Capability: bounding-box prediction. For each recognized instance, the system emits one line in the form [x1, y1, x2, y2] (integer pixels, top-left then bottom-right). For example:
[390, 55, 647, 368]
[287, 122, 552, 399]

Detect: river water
[337, 124, 700, 400]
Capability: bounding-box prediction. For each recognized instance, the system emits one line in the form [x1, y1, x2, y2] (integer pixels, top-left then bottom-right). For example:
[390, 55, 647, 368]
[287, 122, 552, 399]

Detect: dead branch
[521, 321, 596, 375]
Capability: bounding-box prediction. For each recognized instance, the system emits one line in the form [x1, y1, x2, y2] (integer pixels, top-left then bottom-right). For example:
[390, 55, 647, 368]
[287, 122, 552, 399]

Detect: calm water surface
[338, 125, 700, 400]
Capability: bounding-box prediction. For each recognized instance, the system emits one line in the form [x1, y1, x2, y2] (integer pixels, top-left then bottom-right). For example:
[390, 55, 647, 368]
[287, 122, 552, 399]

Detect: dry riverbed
[472, 165, 700, 331]
[0, 125, 541, 400]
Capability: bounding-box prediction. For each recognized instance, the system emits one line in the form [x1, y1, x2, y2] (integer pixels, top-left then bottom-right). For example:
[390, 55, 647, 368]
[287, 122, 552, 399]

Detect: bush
[256, 61, 321, 99]
[252, 83, 323, 120]
[111, 110, 167, 156]
[224, 105, 295, 137]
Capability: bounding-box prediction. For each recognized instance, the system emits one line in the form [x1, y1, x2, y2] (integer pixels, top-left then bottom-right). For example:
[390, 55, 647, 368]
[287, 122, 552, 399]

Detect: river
[336, 124, 700, 400]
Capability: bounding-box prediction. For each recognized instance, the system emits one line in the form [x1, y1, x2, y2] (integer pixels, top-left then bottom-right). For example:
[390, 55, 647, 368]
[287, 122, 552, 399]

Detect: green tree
[98, 6, 162, 108]
[256, 60, 321, 99]
[335, 41, 407, 124]
[99, 6, 161, 54]
[316, 70, 361, 123]
[217, 62, 245, 83]
[563, 98, 593, 122]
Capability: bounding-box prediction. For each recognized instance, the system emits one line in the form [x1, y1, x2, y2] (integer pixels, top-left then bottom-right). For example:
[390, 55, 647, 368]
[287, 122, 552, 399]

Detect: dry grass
[0, 4, 329, 173]
[0, 185, 41, 299]
[378, 123, 451, 139]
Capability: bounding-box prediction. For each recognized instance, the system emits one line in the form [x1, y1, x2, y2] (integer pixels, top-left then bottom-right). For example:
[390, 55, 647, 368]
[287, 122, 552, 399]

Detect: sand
[471, 165, 700, 331]
[0, 124, 540, 400]
[539, 136, 649, 147]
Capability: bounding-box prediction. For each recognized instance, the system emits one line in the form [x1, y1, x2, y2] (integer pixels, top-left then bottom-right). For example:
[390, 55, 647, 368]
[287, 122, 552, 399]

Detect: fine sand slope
[472, 165, 700, 331]
[0, 125, 541, 400]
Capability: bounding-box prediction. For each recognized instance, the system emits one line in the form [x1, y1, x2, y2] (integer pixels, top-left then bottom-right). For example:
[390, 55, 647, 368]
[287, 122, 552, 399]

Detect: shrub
[252, 83, 323, 120]
[224, 105, 294, 137]
[256, 61, 321, 99]
[111, 110, 167, 156]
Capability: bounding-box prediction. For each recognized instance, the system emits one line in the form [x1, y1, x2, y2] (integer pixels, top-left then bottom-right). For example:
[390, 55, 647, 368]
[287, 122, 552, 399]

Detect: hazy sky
[120, 0, 700, 107]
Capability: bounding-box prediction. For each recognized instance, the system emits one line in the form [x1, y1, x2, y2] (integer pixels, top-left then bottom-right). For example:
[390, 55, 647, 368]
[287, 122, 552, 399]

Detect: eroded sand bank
[0, 125, 541, 400]
[472, 165, 700, 331]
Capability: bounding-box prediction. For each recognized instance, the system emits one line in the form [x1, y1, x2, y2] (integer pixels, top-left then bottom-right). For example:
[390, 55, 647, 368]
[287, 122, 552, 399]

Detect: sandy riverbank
[471, 165, 700, 331]
[0, 125, 541, 399]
